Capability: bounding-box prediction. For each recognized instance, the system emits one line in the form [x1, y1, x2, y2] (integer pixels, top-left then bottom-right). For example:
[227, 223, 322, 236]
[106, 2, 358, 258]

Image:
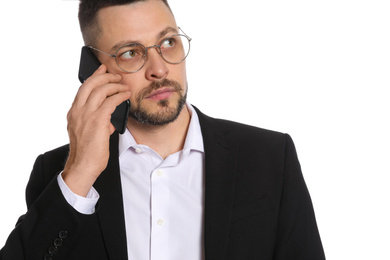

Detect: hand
[62, 64, 131, 197]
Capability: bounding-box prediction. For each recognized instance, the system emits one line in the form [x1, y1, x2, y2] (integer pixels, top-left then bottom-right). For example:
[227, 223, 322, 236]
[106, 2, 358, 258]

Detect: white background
[0, 0, 389, 259]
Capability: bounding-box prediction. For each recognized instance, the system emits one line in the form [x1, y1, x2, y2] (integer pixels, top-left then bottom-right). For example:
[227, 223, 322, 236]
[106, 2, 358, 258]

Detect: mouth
[145, 87, 176, 101]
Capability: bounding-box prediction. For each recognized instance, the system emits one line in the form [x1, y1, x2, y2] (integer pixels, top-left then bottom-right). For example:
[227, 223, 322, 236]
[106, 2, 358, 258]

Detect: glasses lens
[160, 35, 190, 64]
[116, 43, 147, 73]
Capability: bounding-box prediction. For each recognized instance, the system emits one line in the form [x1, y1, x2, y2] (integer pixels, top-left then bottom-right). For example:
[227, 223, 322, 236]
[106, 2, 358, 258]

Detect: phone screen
[78, 46, 130, 134]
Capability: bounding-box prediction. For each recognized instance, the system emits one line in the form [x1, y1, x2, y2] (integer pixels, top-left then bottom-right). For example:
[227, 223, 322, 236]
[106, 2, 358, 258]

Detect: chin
[129, 93, 187, 126]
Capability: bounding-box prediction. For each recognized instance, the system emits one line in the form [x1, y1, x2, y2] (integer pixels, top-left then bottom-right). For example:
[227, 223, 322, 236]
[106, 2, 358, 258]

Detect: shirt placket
[150, 164, 170, 260]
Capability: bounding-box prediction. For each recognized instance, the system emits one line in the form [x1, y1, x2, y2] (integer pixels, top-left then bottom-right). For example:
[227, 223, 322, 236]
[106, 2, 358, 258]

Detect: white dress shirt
[58, 104, 205, 260]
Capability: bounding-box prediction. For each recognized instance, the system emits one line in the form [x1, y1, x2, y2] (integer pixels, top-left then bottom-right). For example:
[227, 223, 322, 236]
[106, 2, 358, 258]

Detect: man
[0, 0, 325, 259]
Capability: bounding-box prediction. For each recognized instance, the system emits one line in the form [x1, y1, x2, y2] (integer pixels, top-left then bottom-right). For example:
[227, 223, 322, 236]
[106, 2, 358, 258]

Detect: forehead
[96, 0, 177, 49]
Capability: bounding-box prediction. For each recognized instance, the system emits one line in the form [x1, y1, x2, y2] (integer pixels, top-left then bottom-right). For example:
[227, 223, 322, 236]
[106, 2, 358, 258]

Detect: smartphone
[78, 46, 130, 134]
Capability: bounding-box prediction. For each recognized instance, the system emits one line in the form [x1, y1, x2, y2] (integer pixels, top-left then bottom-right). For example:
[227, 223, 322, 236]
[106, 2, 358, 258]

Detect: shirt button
[156, 169, 163, 176]
[54, 238, 63, 247]
[157, 219, 165, 226]
[44, 254, 54, 260]
[135, 148, 142, 154]
[48, 245, 58, 255]
[58, 231, 67, 239]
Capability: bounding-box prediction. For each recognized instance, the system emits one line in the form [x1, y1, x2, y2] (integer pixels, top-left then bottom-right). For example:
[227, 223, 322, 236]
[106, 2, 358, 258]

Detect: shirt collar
[118, 103, 204, 158]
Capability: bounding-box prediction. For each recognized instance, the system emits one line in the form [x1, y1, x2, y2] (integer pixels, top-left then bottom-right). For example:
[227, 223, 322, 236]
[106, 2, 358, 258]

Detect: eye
[120, 50, 137, 60]
[117, 43, 145, 61]
[161, 38, 176, 49]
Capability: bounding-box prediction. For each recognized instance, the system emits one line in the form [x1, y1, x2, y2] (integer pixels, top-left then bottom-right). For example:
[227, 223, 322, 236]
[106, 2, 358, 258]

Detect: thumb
[91, 64, 107, 76]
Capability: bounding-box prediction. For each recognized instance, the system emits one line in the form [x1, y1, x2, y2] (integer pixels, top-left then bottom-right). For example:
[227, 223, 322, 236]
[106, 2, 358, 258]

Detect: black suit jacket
[1, 107, 325, 259]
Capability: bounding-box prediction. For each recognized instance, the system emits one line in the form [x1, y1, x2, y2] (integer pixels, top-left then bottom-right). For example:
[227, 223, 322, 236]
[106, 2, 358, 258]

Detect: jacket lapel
[93, 132, 128, 260]
[89, 107, 237, 260]
[195, 107, 238, 260]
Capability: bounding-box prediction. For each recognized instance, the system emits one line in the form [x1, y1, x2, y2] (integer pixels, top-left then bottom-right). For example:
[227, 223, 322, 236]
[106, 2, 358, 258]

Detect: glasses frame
[87, 27, 191, 73]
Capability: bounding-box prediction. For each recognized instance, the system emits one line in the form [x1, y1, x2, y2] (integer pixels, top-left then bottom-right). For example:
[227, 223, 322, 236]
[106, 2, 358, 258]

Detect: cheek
[178, 61, 187, 77]
[96, 54, 117, 72]
[119, 74, 145, 101]
[180, 65, 188, 94]
[170, 62, 187, 86]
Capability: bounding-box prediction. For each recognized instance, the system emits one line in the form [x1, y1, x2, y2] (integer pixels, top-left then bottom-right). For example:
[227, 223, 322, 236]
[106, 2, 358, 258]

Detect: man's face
[95, 0, 188, 126]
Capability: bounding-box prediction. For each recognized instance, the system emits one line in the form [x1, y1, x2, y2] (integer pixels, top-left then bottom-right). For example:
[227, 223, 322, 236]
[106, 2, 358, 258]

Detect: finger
[97, 92, 131, 135]
[84, 82, 131, 111]
[98, 91, 132, 119]
[95, 90, 131, 134]
[77, 73, 122, 105]
[74, 69, 122, 107]
[91, 64, 107, 77]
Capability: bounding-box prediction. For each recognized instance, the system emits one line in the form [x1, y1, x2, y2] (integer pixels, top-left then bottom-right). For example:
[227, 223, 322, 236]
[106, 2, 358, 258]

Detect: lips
[145, 88, 176, 101]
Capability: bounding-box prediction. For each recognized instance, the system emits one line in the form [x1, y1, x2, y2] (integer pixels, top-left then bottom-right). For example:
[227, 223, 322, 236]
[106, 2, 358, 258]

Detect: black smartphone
[78, 46, 130, 134]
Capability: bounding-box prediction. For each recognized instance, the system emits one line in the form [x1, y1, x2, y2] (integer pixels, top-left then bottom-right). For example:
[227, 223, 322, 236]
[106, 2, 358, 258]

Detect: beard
[129, 78, 187, 126]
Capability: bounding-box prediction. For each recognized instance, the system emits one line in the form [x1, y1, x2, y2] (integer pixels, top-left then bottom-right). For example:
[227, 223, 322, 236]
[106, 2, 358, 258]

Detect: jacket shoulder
[36, 144, 70, 178]
[194, 106, 288, 146]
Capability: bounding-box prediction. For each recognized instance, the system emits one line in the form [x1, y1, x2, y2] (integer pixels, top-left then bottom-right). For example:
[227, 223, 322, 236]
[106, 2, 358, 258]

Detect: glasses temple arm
[87, 46, 116, 58]
[178, 27, 192, 41]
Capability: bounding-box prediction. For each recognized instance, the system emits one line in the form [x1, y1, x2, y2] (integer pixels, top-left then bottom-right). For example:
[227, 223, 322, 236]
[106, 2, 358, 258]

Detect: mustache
[137, 79, 183, 102]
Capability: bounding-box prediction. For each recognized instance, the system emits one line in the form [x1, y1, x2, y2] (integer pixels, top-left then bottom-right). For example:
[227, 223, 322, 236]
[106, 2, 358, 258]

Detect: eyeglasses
[88, 27, 191, 73]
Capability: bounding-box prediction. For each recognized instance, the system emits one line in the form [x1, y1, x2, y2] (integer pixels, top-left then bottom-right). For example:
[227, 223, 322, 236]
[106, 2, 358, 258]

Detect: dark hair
[79, 0, 171, 46]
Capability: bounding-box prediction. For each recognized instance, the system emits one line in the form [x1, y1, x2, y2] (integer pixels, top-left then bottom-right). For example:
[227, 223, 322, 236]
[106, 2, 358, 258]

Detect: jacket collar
[194, 106, 238, 260]
[94, 133, 128, 260]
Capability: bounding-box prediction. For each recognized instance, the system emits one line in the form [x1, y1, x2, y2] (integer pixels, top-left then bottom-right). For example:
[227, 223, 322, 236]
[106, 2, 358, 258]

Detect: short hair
[78, 0, 171, 46]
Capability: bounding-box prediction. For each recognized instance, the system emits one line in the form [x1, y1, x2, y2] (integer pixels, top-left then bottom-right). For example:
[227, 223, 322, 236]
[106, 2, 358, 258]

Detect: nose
[144, 46, 169, 81]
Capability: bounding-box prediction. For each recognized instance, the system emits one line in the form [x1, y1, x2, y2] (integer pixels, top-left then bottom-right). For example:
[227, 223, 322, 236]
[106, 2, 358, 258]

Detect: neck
[126, 105, 191, 159]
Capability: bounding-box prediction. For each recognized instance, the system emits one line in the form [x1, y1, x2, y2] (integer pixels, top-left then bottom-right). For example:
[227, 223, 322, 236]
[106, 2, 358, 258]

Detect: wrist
[62, 165, 100, 197]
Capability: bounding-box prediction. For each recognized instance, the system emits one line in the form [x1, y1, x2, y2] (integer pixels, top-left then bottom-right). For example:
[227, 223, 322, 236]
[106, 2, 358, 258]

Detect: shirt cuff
[57, 172, 99, 215]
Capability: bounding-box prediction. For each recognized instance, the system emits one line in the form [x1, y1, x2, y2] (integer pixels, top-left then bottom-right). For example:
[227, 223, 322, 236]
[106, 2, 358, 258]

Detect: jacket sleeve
[0, 151, 92, 260]
[273, 134, 326, 259]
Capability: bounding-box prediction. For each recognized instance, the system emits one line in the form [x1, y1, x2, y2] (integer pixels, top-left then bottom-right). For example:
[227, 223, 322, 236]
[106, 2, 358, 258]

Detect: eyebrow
[110, 26, 178, 52]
